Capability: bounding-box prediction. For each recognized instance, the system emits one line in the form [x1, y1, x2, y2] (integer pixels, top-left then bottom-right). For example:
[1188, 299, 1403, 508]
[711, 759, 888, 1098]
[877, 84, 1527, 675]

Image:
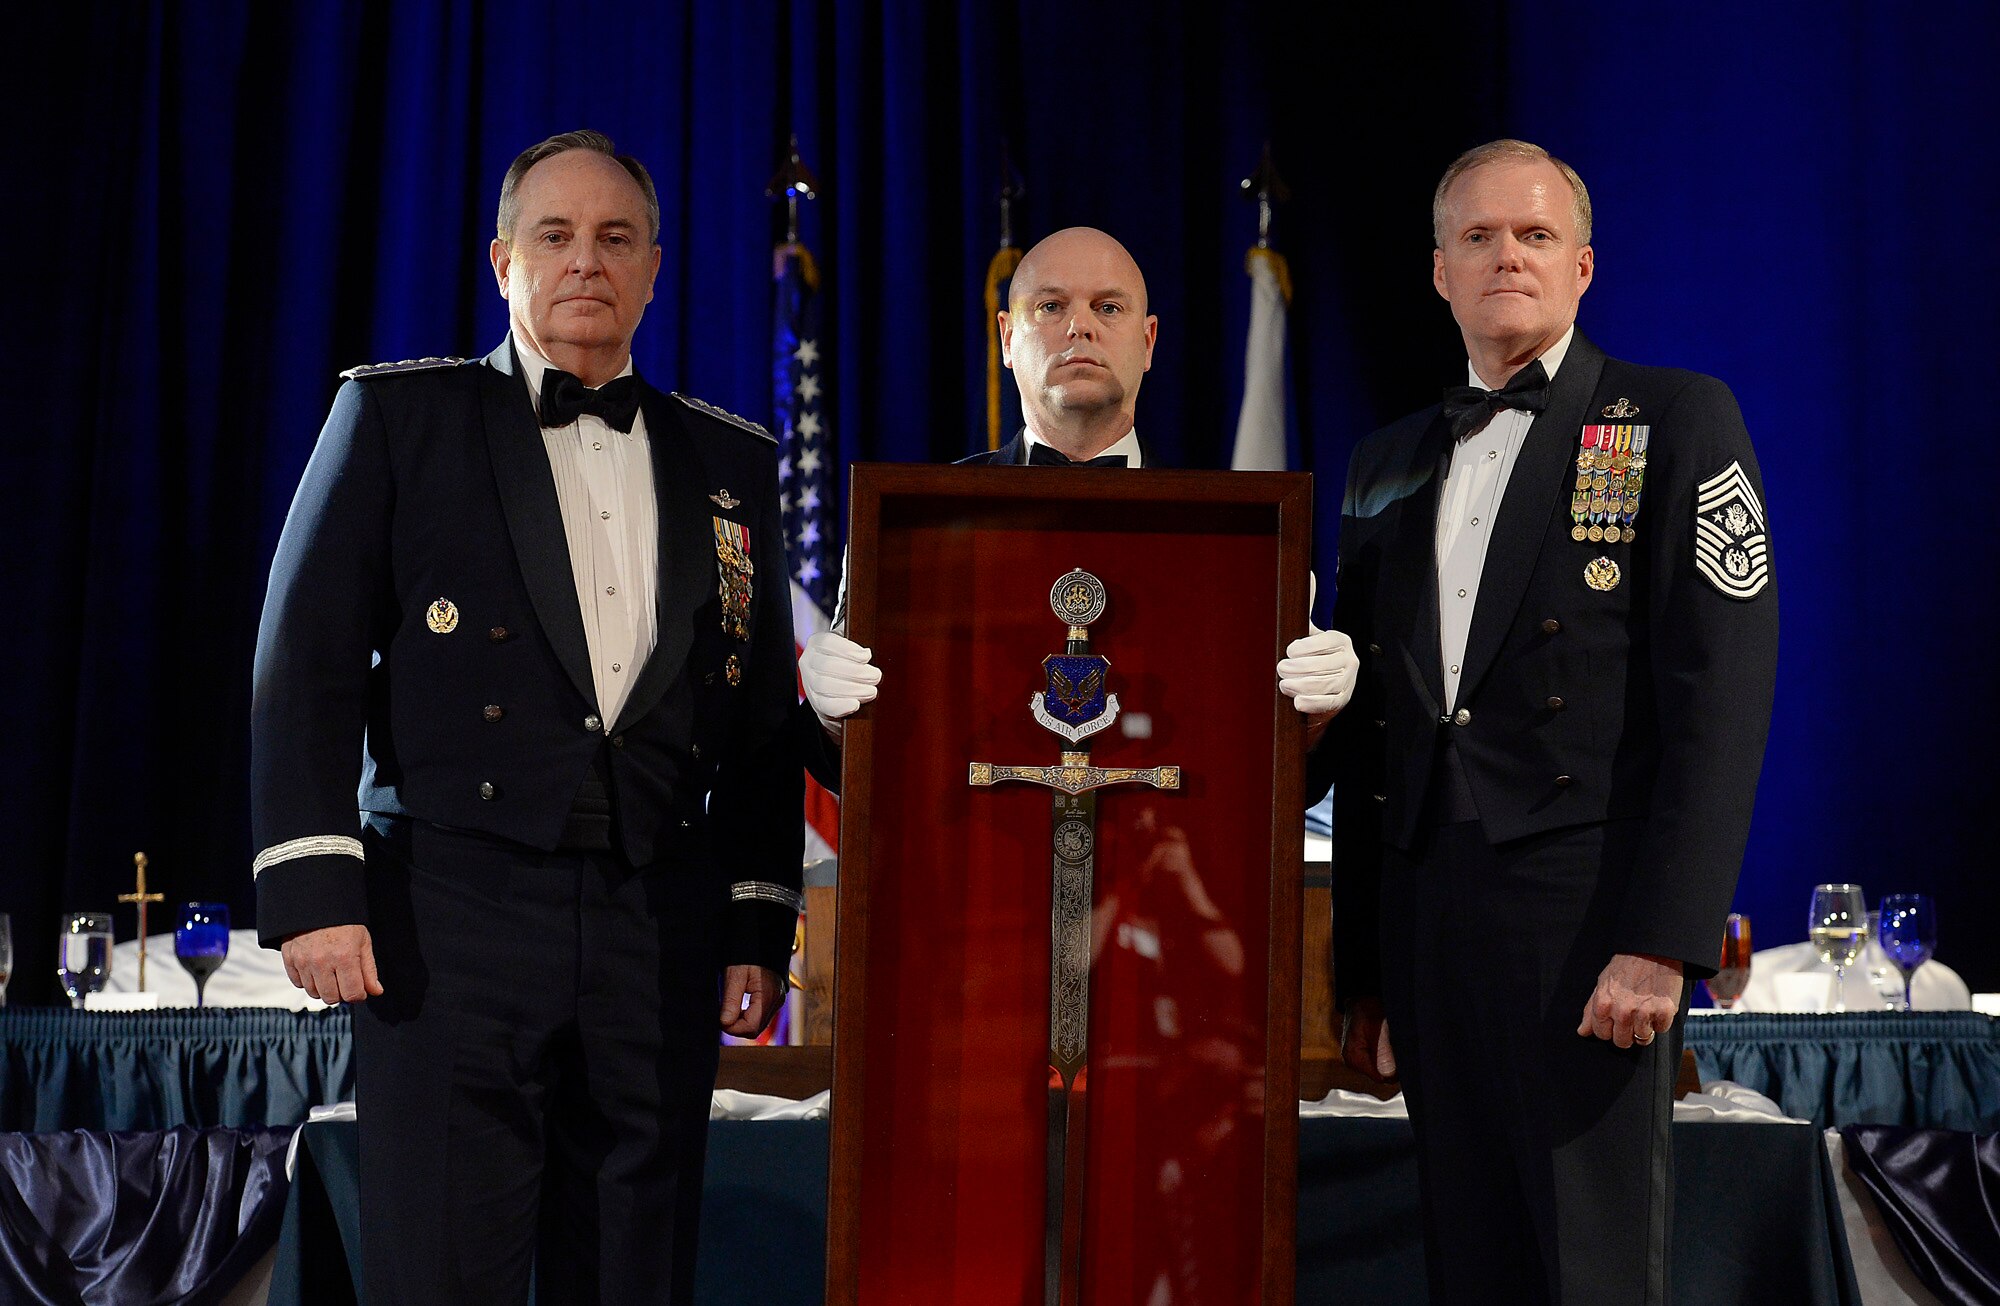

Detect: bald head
[1010, 227, 1150, 317]
[1000, 226, 1158, 458]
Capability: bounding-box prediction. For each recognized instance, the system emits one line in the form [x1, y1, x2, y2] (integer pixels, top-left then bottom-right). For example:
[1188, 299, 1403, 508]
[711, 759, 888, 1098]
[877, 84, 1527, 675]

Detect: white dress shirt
[1435, 326, 1574, 711]
[1022, 424, 1144, 467]
[513, 333, 659, 729]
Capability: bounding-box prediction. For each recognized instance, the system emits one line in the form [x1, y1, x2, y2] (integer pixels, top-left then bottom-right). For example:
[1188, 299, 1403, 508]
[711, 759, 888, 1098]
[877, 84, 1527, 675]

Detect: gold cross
[116, 851, 165, 993]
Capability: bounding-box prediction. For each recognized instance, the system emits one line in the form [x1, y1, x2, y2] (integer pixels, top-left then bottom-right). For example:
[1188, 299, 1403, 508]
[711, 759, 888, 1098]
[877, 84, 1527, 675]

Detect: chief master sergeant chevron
[1316, 138, 1778, 1304]
[249, 129, 801, 1304]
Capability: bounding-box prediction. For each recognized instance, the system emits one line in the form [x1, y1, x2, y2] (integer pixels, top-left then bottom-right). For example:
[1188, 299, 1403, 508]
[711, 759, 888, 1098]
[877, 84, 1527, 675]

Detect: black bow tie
[1027, 443, 1129, 468]
[539, 368, 641, 433]
[1440, 360, 1550, 442]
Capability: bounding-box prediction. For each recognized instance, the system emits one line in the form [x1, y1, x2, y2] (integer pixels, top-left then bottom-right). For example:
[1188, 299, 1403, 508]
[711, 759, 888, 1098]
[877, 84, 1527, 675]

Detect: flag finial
[766, 133, 821, 245]
[1239, 142, 1291, 249]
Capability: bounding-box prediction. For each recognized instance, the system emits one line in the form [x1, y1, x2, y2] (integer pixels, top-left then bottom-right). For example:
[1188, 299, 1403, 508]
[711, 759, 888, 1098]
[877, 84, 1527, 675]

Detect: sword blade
[1044, 788, 1096, 1305]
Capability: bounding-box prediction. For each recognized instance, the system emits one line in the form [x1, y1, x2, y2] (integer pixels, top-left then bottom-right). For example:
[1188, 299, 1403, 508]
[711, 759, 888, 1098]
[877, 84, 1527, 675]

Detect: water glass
[175, 903, 231, 1008]
[58, 912, 114, 1010]
[1877, 894, 1937, 1013]
[1808, 885, 1867, 1013]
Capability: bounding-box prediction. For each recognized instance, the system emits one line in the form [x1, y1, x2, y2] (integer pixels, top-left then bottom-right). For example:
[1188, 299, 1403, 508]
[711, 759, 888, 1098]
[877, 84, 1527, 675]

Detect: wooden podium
[827, 464, 1311, 1304]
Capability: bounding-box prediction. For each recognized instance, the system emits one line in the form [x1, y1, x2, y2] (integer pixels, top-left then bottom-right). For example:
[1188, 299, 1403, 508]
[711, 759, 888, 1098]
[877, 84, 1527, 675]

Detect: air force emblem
[1032, 654, 1119, 743]
[1693, 461, 1771, 600]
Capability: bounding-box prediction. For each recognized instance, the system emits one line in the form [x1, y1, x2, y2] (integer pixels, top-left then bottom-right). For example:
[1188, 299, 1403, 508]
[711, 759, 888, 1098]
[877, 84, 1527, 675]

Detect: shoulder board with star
[338, 356, 468, 381]
[673, 392, 776, 445]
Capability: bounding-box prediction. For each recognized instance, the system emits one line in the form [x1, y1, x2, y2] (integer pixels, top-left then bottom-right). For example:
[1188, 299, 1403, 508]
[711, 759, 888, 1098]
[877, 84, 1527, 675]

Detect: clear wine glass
[175, 903, 231, 1008]
[0, 913, 13, 1008]
[57, 912, 114, 1010]
[1808, 885, 1867, 1013]
[1704, 912, 1752, 1009]
[1877, 894, 1936, 1013]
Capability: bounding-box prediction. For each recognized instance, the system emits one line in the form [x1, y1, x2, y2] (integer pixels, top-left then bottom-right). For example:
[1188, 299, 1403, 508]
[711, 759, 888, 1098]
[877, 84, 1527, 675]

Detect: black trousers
[353, 816, 724, 1305]
[1380, 818, 1686, 1306]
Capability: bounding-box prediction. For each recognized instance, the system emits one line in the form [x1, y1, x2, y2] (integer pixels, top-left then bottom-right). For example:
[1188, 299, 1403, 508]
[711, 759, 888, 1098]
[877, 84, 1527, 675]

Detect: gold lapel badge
[709, 489, 741, 510]
[426, 597, 460, 634]
[1583, 557, 1622, 592]
[1601, 397, 1640, 420]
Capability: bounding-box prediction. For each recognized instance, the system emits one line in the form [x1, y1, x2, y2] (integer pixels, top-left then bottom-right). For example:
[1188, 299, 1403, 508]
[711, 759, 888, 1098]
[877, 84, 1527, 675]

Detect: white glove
[1277, 574, 1359, 721]
[800, 631, 880, 737]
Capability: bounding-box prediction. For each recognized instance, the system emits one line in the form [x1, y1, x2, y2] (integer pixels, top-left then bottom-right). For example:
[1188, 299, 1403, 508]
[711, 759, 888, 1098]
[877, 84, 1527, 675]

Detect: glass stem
[1831, 964, 1846, 1013]
[195, 976, 207, 1009]
[1899, 966, 1915, 1013]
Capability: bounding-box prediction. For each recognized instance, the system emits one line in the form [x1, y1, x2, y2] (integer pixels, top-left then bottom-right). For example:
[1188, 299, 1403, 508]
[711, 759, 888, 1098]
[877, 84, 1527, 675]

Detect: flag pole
[985, 141, 1026, 451]
[1231, 143, 1293, 472]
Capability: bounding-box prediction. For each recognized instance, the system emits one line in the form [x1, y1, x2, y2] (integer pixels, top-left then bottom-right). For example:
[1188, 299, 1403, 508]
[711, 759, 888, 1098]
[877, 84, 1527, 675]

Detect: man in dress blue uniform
[1318, 140, 1779, 1303]
[251, 130, 801, 1304]
[797, 226, 1359, 759]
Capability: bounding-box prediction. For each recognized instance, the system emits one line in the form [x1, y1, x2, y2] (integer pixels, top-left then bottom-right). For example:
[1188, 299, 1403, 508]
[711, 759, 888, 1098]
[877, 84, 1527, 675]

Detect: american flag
[775, 243, 836, 617]
[774, 240, 841, 870]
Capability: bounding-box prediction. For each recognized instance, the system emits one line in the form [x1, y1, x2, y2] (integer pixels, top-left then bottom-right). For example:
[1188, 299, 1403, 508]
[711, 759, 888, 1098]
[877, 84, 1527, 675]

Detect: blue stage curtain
[0, 1125, 292, 1306]
[1843, 1125, 2000, 1306]
[4, 3, 1999, 1000]
[1688, 1013, 2000, 1131]
[0, 1010, 354, 1132]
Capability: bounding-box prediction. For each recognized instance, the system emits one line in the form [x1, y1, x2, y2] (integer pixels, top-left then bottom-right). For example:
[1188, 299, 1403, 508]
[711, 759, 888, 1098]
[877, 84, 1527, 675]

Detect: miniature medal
[712, 517, 755, 639]
[427, 598, 460, 634]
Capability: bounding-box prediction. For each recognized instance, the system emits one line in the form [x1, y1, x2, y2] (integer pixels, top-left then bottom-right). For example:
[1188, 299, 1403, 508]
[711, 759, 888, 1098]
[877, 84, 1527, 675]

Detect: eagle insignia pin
[709, 489, 741, 510]
[1602, 397, 1640, 420]
[1583, 557, 1621, 592]
[426, 598, 460, 634]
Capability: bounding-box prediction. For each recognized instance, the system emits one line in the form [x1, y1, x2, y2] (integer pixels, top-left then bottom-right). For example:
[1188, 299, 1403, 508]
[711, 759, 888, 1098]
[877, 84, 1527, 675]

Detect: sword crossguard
[968, 759, 1181, 795]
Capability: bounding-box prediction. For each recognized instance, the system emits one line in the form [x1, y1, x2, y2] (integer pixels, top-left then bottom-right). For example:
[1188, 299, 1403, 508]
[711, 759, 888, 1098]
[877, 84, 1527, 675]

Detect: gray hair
[496, 129, 661, 245]
[1432, 139, 1592, 247]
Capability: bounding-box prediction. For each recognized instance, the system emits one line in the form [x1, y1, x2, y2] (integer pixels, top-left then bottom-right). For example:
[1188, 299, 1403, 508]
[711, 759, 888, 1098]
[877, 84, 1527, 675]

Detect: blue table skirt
[270, 1117, 1858, 1306]
[1687, 1012, 2000, 1131]
[0, 1008, 354, 1132]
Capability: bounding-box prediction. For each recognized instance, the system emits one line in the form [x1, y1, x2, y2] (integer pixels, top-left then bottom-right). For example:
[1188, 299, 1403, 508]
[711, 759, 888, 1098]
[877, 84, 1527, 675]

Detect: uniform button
[478, 781, 496, 800]
[1373, 719, 1386, 729]
[1449, 663, 1459, 675]
[1453, 707, 1472, 726]
[592, 441, 603, 451]
[1554, 774, 1573, 788]
[584, 714, 602, 732]
[1471, 516, 1481, 526]
[600, 510, 611, 520]
[679, 818, 691, 828]
[488, 626, 511, 643]
[610, 734, 625, 748]
[1456, 588, 1467, 598]
[1546, 696, 1566, 711]
[1372, 793, 1388, 803]
[1368, 643, 1382, 656]
[611, 663, 621, 673]
[1541, 618, 1562, 635]
[690, 743, 702, 759]
[605, 586, 616, 596]
[483, 704, 504, 722]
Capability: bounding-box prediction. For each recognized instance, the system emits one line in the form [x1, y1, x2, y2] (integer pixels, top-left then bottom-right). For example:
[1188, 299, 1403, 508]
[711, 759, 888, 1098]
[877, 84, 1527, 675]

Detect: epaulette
[673, 392, 776, 444]
[339, 356, 468, 381]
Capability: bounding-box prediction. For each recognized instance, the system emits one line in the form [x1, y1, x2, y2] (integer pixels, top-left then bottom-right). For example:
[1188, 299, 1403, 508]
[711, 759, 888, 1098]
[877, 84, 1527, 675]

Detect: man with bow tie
[251, 130, 801, 1304]
[1316, 140, 1778, 1303]
[798, 225, 1360, 768]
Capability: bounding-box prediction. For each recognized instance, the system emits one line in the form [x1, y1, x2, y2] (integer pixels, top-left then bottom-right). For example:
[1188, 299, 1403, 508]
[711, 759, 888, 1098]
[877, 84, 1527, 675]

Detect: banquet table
[1685, 1011, 2000, 1131]
[262, 1116, 1857, 1305]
